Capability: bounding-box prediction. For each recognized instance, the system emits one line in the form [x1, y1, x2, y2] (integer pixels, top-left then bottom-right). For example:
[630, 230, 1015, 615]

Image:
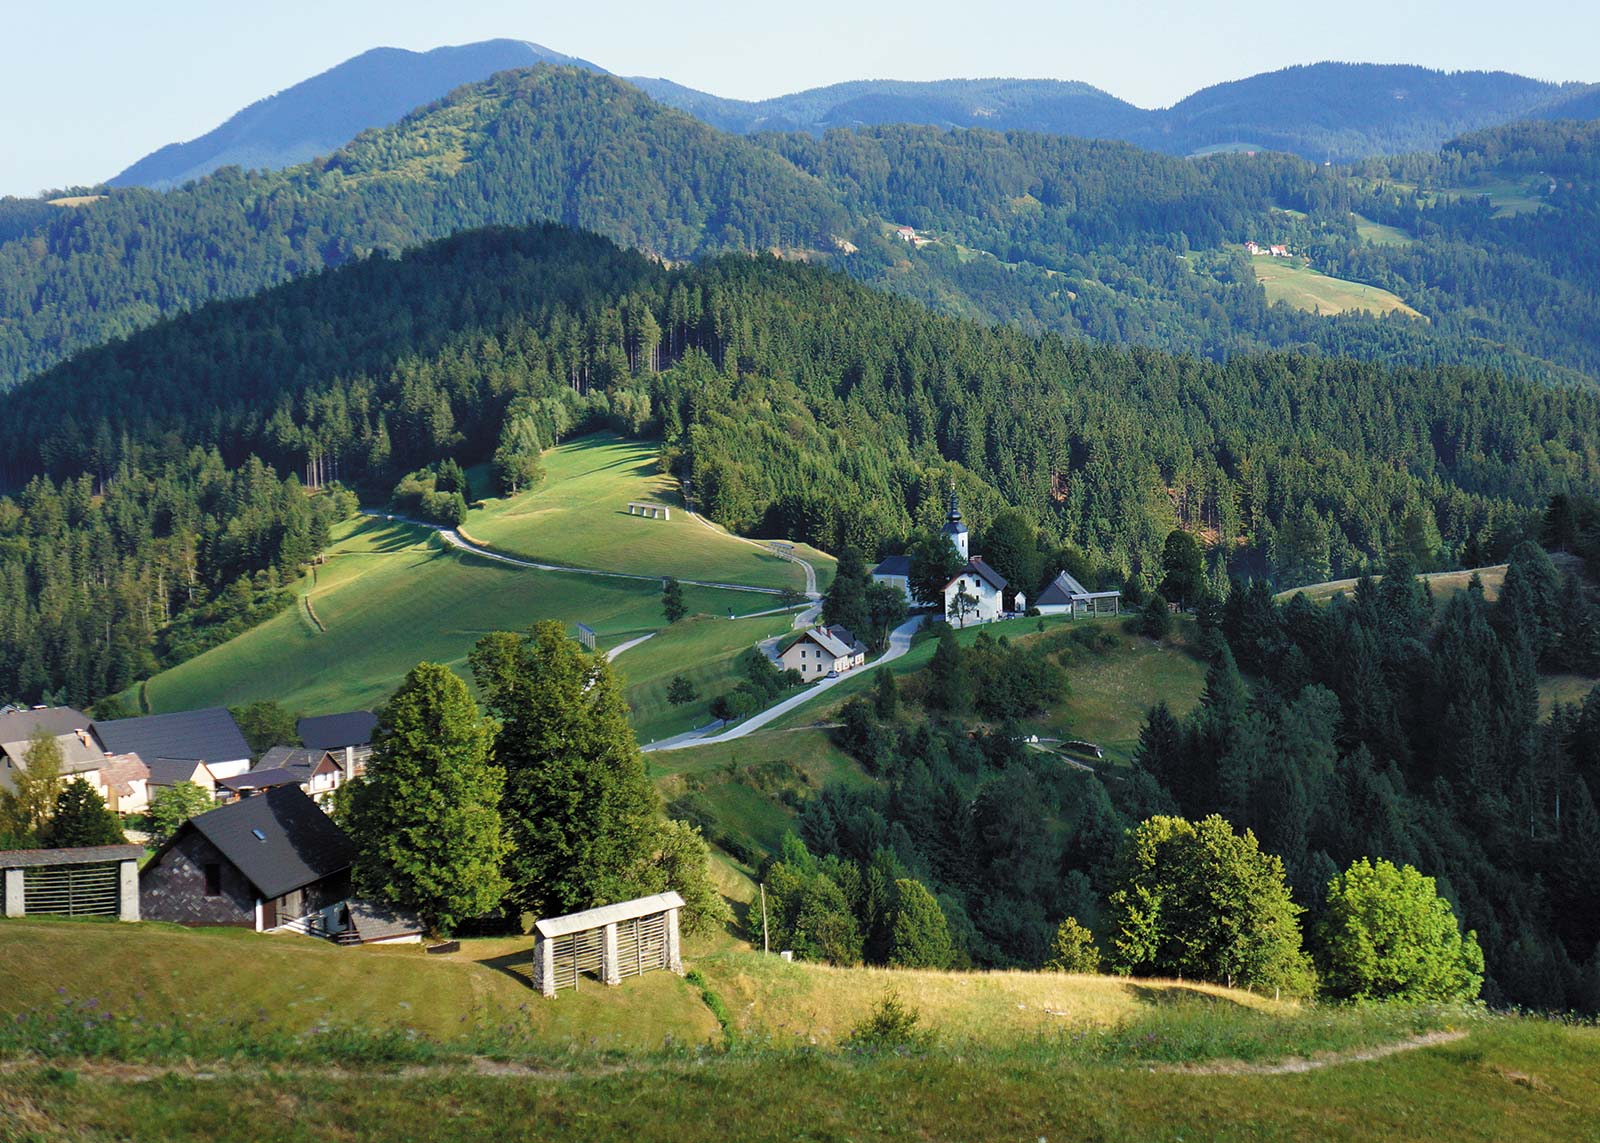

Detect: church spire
[941, 486, 969, 560]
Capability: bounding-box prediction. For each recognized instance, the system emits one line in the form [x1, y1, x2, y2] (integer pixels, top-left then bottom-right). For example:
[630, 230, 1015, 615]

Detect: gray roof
[792, 625, 864, 660]
[177, 785, 353, 900]
[0, 844, 144, 869]
[535, 892, 685, 939]
[297, 711, 377, 751]
[1037, 570, 1091, 606]
[346, 899, 425, 942]
[0, 707, 92, 740]
[871, 555, 912, 578]
[947, 557, 1008, 593]
[144, 756, 212, 787]
[254, 746, 327, 779]
[95, 708, 250, 768]
[218, 768, 301, 793]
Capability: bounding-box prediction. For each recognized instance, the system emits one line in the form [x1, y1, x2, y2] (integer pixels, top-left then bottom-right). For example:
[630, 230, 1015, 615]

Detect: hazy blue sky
[4, 0, 1593, 196]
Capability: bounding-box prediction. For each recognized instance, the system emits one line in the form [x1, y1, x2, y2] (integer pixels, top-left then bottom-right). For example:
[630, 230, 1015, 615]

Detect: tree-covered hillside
[0, 66, 845, 388]
[1, 67, 1596, 393]
[5, 224, 1599, 706]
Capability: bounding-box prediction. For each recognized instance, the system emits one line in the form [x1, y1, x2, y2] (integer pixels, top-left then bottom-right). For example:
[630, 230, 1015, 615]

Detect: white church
[872, 494, 1020, 627]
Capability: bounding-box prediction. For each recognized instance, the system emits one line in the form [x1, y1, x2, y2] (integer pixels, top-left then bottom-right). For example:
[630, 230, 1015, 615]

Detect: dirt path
[1156, 1029, 1468, 1076]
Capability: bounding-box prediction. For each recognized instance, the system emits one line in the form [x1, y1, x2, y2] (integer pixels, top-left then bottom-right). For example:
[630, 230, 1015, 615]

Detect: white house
[779, 625, 867, 680]
[943, 557, 1008, 627]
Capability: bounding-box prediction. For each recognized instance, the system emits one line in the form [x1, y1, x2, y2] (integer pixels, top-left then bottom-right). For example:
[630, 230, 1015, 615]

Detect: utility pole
[760, 882, 770, 955]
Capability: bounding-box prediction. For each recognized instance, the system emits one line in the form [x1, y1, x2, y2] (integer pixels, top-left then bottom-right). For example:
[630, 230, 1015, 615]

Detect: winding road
[640, 613, 924, 752]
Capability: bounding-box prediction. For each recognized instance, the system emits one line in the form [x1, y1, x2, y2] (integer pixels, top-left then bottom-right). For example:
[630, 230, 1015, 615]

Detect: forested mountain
[3, 64, 1599, 396]
[5, 223, 1599, 706]
[108, 40, 604, 190]
[0, 67, 846, 388]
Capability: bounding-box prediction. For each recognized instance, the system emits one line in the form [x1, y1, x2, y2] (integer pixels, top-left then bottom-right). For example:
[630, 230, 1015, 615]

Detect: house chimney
[343, 746, 355, 784]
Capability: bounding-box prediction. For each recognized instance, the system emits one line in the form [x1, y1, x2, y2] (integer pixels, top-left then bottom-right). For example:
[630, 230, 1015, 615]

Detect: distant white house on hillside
[779, 625, 867, 680]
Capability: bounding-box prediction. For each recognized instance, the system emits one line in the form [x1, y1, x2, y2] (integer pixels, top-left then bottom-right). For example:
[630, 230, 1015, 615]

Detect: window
[203, 863, 222, 897]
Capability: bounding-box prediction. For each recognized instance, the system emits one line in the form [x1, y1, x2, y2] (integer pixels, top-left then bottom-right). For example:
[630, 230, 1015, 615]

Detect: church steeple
[941, 488, 969, 561]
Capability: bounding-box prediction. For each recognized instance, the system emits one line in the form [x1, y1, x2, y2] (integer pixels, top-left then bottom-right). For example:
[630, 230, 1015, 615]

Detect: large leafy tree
[347, 662, 509, 934]
[146, 782, 215, 848]
[1106, 814, 1315, 996]
[0, 730, 63, 841]
[887, 878, 955, 969]
[1315, 858, 1485, 1002]
[471, 621, 660, 917]
[44, 778, 126, 848]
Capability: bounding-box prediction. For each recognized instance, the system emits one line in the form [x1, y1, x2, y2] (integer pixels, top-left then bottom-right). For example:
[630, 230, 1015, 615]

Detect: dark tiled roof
[255, 746, 320, 776]
[95, 708, 250, 768]
[218, 769, 301, 793]
[823, 625, 867, 655]
[0, 844, 144, 868]
[346, 899, 425, 942]
[182, 786, 353, 900]
[144, 756, 211, 787]
[871, 555, 912, 577]
[297, 711, 377, 751]
[946, 558, 1008, 593]
[1036, 570, 1088, 606]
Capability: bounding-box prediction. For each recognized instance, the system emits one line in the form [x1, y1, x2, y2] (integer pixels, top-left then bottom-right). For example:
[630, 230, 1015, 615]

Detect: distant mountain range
[108, 40, 604, 190]
[104, 42, 1595, 190]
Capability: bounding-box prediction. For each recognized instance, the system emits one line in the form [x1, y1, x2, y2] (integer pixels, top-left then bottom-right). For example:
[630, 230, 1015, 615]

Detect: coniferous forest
[3, 223, 1600, 711]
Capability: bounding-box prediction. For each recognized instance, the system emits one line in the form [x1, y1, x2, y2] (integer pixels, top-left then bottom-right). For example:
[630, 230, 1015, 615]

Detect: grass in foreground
[138, 518, 756, 716]
[1253, 258, 1423, 318]
[464, 432, 830, 593]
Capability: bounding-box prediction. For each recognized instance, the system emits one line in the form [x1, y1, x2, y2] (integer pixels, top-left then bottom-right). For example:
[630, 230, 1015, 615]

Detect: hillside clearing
[464, 433, 832, 594]
[1352, 213, 1413, 245]
[1254, 258, 1423, 318]
[136, 518, 757, 716]
[1279, 564, 1508, 606]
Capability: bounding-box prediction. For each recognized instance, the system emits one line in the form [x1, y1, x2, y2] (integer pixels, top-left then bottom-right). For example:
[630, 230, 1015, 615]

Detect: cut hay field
[464, 433, 833, 594]
[1278, 564, 1508, 607]
[137, 518, 758, 717]
[1254, 258, 1423, 318]
[4, 919, 1597, 1143]
[1352, 213, 1413, 245]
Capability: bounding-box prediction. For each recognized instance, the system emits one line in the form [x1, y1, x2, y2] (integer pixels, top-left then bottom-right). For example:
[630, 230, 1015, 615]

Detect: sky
[3, 0, 1594, 196]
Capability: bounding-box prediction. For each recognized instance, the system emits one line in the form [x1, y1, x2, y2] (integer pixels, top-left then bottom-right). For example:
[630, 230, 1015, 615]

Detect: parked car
[825, 670, 840, 679]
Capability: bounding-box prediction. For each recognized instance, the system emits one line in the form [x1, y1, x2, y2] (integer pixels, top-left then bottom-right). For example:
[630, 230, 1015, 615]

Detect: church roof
[871, 555, 912, 578]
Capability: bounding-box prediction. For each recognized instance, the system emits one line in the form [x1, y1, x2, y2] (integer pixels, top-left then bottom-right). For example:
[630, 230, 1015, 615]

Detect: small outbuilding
[533, 891, 685, 997]
[1, 845, 143, 921]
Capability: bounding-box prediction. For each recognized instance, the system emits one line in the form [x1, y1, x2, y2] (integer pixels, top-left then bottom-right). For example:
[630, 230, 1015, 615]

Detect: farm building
[869, 554, 913, 602]
[780, 625, 868, 679]
[140, 785, 353, 931]
[143, 755, 219, 795]
[533, 891, 685, 996]
[1035, 570, 1123, 617]
[95, 708, 253, 781]
[0, 706, 151, 815]
[2, 845, 143, 921]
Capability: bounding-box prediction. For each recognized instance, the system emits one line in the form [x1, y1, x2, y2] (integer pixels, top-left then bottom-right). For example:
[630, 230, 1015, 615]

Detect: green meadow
[1254, 257, 1423, 318]
[464, 432, 832, 593]
[138, 518, 757, 716]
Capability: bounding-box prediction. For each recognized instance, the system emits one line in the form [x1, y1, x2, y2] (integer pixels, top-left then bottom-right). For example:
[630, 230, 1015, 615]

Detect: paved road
[642, 613, 924, 752]
[362, 510, 788, 596]
[605, 633, 655, 661]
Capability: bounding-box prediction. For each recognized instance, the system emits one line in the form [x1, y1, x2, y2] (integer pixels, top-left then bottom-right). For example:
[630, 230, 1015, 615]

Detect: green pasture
[1254, 258, 1422, 318]
[464, 433, 832, 593]
[138, 518, 757, 716]
[1352, 212, 1413, 245]
[1277, 564, 1508, 607]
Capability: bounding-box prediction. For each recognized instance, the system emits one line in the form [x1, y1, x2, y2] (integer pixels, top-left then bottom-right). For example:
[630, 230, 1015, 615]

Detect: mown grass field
[1352, 212, 1413, 245]
[613, 612, 798, 744]
[464, 432, 832, 593]
[1278, 564, 1509, 607]
[1254, 258, 1423, 318]
[137, 518, 757, 716]
[3, 919, 1597, 1143]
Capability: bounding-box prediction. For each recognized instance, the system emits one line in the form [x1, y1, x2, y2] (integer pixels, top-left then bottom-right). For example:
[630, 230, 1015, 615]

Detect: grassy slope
[1276, 564, 1509, 606]
[3, 920, 1597, 1142]
[646, 615, 1209, 861]
[1352, 213, 1413, 245]
[139, 518, 757, 715]
[613, 612, 797, 744]
[464, 432, 833, 593]
[1253, 257, 1423, 318]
